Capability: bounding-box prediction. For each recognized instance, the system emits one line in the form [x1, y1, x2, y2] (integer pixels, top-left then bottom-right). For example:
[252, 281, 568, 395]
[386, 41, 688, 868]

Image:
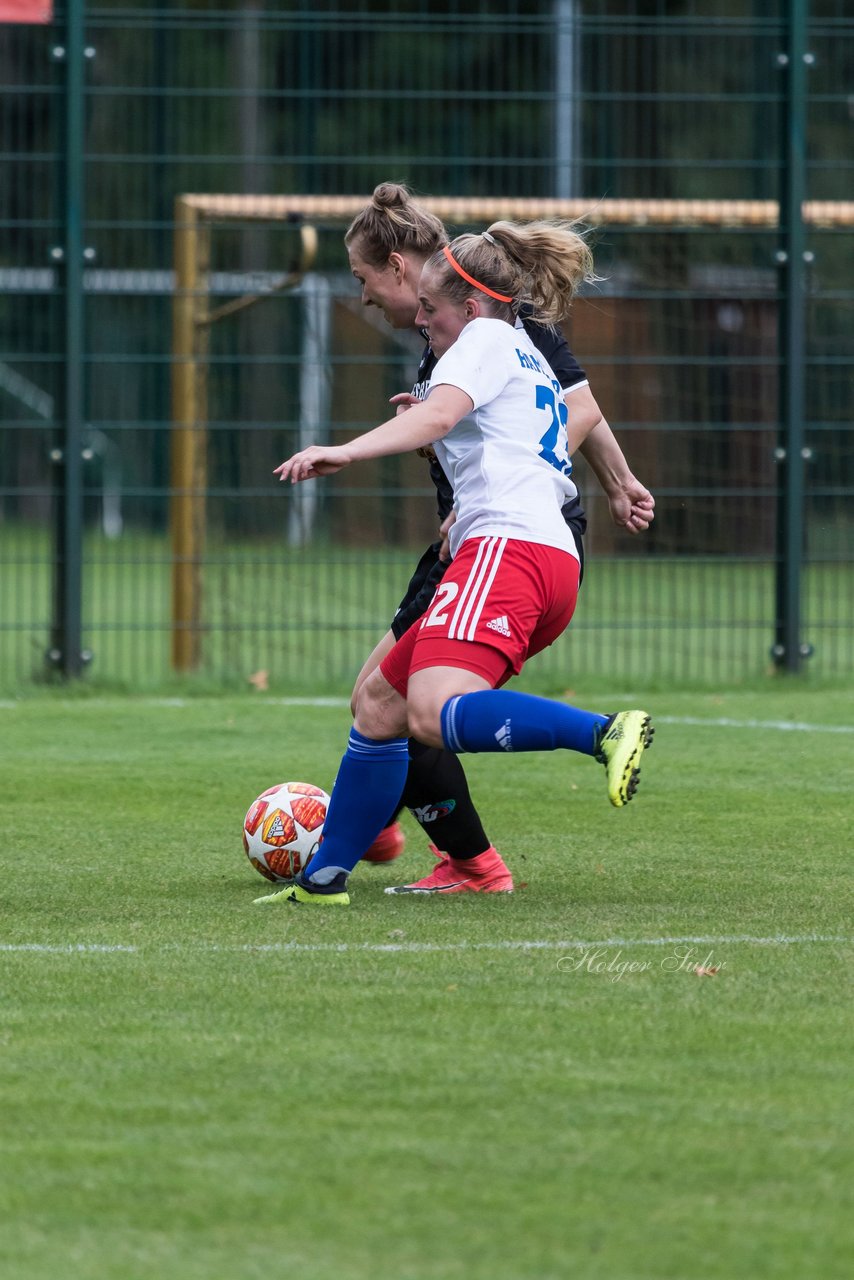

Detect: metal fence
[1, 0, 852, 694]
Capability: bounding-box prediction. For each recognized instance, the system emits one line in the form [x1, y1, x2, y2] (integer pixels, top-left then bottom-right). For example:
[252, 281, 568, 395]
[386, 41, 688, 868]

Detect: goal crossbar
[177, 193, 854, 229]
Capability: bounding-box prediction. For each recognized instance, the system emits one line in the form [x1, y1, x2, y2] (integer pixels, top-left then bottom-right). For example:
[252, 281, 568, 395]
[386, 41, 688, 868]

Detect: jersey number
[536, 382, 572, 476]
[423, 581, 459, 628]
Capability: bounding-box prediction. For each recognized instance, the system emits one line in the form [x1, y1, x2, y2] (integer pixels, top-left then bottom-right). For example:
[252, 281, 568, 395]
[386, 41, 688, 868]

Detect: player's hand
[390, 392, 419, 416]
[438, 511, 456, 562]
[274, 445, 350, 484]
[608, 477, 655, 534]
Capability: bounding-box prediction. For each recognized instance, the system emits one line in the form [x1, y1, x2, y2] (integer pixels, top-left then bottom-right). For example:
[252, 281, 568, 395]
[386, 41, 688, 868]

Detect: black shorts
[390, 522, 585, 641]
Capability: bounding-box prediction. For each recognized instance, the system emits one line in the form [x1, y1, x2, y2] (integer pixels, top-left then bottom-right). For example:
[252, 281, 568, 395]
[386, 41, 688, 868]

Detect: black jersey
[411, 316, 589, 524]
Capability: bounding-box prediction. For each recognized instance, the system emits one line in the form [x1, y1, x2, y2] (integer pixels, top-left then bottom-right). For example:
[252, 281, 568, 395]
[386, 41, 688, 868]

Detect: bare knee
[350, 631, 397, 718]
[406, 700, 444, 748]
[353, 667, 408, 740]
[406, 668, 491, 748]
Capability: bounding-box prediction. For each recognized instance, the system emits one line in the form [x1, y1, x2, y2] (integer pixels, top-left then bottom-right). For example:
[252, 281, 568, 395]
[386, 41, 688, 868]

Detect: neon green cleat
[595, 709, 654, 807]
[253, 872, 350, 906]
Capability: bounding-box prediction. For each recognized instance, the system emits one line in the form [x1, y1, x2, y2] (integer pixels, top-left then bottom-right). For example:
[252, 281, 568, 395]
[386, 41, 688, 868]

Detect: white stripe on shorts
[448, 536, 507, 641]
[448, 537, 494, 639]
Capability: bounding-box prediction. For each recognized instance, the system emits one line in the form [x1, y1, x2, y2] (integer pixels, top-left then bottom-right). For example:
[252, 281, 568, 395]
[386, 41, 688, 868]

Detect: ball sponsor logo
[262, 809, 298, 848]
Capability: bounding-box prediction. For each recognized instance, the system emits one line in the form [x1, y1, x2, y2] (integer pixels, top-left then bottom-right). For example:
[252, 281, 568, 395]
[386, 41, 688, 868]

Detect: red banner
[0, 0, 53, 22]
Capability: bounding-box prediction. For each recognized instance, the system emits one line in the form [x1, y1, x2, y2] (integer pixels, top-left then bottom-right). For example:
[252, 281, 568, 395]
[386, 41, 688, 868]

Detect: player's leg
[374, 526, 584, 865]
[350, 629, 396, 714]
[439, 687, 652, 808]
[399, 739, 492, 859]
[350, 628, 410, 864]
[355, 645, 499, 870]
[404, 540, 653, 808]
[383, 666, 514, 896]
[352, 537, 441, 866]
[254, 663, 412, 906]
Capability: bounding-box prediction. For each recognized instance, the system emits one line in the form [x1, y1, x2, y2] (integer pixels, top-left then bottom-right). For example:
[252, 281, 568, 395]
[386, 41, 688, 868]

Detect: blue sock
[441, 690, 608, 757]
[303, 729, 410, 883]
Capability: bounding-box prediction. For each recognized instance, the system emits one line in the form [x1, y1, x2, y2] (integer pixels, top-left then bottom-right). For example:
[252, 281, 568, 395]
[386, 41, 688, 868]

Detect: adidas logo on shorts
[486, 615, 511, 637]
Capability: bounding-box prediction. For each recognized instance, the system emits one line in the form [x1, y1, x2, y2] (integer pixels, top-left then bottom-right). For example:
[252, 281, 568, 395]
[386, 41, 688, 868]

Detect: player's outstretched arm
[274, 444, 350, 483]
[274, 385, 473, 484]
[564, 385, 655, 535]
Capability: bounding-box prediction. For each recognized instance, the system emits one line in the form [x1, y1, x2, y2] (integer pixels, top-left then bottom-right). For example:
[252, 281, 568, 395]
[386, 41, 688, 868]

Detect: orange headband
[442, 245, 513, 304]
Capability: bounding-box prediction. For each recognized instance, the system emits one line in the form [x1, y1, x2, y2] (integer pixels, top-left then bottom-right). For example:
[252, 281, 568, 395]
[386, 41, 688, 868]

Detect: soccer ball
[242, 781, 331, 882]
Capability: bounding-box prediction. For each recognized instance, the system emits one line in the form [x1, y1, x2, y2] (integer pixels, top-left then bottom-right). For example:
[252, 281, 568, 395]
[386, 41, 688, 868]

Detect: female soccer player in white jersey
[344, 184, 654, 890]
[257, 220, 654, 906]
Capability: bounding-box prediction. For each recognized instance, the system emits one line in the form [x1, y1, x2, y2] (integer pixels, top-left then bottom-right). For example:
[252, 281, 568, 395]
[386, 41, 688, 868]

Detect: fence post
[48, 0, 87, 678]
[170, 197, 210, 671]
[773, 0, 811, 672]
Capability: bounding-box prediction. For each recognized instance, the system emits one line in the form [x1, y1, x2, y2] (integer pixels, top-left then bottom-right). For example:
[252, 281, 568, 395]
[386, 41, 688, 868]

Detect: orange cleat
[385, 846, 513, 895]
[363, 821, 406, 864]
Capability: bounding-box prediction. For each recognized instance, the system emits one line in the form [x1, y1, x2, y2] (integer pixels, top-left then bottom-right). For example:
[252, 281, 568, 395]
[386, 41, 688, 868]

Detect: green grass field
[3, 524, 853, 693]
[2, 687, 853, 1279]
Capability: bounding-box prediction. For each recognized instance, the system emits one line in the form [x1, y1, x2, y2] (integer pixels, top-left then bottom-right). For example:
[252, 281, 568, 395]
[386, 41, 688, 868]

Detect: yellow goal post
[170, 194, 853, 672]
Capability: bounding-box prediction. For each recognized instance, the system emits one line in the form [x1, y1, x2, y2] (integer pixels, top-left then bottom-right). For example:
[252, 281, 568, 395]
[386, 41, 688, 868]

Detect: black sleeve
[428, 457, 455, 522]
[413, 341, 456, 523]
[521, 316, 587, 391]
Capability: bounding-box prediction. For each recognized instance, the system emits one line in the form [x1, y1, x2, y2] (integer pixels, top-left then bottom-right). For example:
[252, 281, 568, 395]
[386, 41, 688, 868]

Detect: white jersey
[427, 317, 580, 562]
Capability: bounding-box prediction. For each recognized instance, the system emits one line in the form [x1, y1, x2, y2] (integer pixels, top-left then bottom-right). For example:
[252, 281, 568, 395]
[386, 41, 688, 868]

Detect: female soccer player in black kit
[342, 184, 654, 893]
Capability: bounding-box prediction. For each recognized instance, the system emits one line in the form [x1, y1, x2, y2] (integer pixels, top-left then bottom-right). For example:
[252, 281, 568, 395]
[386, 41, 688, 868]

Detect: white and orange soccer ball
[242, 781, 331, 883]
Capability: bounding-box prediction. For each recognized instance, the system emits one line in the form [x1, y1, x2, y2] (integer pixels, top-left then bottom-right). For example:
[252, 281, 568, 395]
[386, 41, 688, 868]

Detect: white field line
[654, 714, 854, 735]
[0, 697, 851, 735]
[0, 934, 849, 957]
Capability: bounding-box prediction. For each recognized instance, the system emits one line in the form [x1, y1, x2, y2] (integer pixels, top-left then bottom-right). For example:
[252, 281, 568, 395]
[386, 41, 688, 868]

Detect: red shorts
[380, 536, 580, 696]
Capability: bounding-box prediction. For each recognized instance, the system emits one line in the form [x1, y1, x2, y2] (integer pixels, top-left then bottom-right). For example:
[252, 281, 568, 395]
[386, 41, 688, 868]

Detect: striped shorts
[380, 535, 580, 696]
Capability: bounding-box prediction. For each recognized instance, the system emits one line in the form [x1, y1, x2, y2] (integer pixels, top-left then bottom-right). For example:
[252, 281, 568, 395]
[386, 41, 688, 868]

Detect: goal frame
[170, 194, 853, 671]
